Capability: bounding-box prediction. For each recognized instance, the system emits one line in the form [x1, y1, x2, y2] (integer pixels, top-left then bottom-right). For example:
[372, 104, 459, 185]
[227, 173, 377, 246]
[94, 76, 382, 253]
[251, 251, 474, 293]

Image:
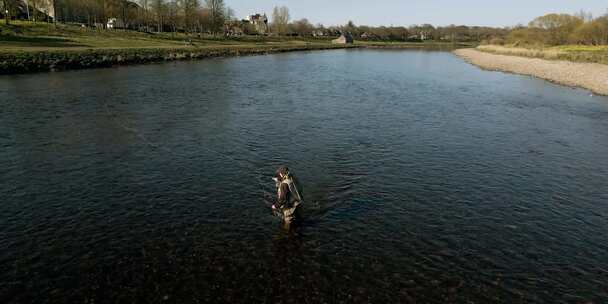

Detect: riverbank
[356, 41, 475, 50]
[0, 44, 355, 74]
[0, 21, 478, 74]
[0, 41, 474, 74]
[476, 45, 608, 65]
[454, 48, 608, 96]
[0, 21, 359, 74]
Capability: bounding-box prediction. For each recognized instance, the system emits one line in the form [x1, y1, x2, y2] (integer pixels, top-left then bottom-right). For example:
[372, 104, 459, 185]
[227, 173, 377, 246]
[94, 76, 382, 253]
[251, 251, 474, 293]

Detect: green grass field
[0, 21, 356, 73]
[0, 21, 474, 53]
[0, 21, 337, 53]
[0, 21, 477, 73]
[477, 44, 608, 65]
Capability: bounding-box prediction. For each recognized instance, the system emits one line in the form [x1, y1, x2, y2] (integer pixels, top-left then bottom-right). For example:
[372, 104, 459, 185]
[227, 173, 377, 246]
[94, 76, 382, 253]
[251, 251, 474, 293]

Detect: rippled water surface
[1, 50, 608, 303]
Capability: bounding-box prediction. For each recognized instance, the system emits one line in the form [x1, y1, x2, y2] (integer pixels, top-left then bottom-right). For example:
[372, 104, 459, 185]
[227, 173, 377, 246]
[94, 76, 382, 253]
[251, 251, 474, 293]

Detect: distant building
[107, 18, 124, 29]
[312, 30, 326, 37]
[332, 32, 354, 44]
[361, 32, 380, 40]
[224, 21, 245, 37]
[243, 13, 268, 34]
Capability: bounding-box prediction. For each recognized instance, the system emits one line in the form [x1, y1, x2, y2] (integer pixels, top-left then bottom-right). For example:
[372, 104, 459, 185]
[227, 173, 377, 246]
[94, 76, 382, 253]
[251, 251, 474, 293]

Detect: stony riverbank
[0, 44, 355, 74]
[454, 48, 608, 96]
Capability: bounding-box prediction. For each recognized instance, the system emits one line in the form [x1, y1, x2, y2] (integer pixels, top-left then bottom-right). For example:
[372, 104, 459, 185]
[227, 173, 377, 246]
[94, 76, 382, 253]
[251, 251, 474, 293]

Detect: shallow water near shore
[1, 49, 608, 303]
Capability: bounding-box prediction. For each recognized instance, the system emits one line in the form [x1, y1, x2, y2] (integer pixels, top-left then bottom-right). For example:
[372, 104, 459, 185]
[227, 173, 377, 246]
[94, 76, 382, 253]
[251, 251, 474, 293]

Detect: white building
[106, 18, 124, 29]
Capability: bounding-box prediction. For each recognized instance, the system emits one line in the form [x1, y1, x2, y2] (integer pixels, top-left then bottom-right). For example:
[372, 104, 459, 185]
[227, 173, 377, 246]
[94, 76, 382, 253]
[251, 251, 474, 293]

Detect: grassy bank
[0, 21, 478, 74]
[0, 21, 355, 73]
[0, 44, 356, 74]
[0, 20, 340, 51]
[477, 45, 608, 65]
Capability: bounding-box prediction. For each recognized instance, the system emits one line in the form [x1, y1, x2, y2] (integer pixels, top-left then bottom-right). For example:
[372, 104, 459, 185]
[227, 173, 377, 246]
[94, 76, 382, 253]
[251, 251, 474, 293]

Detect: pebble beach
[454, 48, 608, 96]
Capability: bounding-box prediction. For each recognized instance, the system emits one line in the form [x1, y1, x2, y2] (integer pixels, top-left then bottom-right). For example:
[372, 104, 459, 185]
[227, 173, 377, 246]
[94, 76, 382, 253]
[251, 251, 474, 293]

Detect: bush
[570, 16, 608, 45]
[506, 27, 548, 46]
[489, 37, 505, 45]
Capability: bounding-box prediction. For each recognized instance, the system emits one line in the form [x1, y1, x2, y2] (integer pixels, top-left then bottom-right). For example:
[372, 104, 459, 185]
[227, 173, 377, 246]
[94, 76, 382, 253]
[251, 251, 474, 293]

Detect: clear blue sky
[228, 0, 608, 27]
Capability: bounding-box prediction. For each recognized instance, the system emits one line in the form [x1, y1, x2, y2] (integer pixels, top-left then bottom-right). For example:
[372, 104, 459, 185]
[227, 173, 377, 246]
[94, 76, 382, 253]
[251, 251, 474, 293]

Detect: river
[1, 49, 607, 303]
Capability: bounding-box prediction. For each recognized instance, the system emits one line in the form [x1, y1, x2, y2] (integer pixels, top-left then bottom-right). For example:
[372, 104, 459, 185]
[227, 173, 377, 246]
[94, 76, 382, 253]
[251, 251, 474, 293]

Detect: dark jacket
[277, 175, 303, 208]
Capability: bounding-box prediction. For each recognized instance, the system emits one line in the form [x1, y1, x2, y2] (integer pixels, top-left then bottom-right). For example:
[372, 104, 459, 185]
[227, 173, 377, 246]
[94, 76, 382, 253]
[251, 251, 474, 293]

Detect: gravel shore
[454, 48, 608, 96]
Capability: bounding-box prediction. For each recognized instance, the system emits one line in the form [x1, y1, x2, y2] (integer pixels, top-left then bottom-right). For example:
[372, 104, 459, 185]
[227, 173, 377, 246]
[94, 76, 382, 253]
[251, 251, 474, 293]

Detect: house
[361, 32, 379, 40]
[107, 18, 124, 29]
[224, 21, 245, 37]
[312, 30, 326, 37]
[243, 13, 268, 34]
[332, 32, 354, 44]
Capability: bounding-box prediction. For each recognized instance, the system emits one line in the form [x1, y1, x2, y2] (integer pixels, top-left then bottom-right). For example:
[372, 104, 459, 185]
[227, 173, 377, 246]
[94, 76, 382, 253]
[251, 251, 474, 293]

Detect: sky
[228, 0, 608, 27]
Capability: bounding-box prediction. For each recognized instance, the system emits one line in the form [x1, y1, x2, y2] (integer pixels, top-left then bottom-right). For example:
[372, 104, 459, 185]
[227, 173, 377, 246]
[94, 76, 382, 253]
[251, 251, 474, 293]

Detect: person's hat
[274, 166, 289, 179]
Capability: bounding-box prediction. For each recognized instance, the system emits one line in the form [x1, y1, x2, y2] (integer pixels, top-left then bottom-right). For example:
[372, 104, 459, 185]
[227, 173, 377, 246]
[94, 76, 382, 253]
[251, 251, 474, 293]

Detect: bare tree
[574, 10, 593, 22]
[204, 0, 224, 35]
[2, 0, 8, 25]
[224, 5, 234, 21]
[151, 0, 165, 32]
[24, 0, 30, 20]
[290, 18, 313, 36]
[2, 0, 19, 25]
[167, 0, 178, 34]
[271, 6, 289, 35]
[183, 0, 199, 32]
[29, 0, 40, 21]
[529, 13, 583, 45]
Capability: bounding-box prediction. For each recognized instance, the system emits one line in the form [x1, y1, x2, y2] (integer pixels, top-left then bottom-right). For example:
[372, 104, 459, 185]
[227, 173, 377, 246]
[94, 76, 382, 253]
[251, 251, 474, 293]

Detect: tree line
[0, 1, 509, 42]
[502, 11, 608, 46]
[59, 0, 232, 34]
[2, 1, 607, 45]
[0, 0, 232, 34]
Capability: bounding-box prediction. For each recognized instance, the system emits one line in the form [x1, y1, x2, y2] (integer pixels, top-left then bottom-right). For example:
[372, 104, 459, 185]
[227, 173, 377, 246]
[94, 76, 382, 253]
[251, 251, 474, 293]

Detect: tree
[272, 6, 289, 35]
[1, 0, 8, 25]
[24, 0, 30, 20]
[29, 0, 41, 21]
[167, 0, 178, 33]
[574, 9, 593, 22]
[528, 13, 583, 45]
[183, 0, 199, 32]
[138, 0, 149, 28]
[571, 16, 608, 45]
[224, 5, 234, 21]
[343, 20, 360, 36]
[290, 18, 313, 36]
[205, 0, 225, 35]
[151, 0, 165, 32]
[506, 26, 548, 45]
[2, 0, 19, 25]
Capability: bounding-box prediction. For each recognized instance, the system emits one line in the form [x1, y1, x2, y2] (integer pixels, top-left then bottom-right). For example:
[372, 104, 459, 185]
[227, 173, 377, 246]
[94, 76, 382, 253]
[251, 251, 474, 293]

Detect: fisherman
[272, 166, 303, 220]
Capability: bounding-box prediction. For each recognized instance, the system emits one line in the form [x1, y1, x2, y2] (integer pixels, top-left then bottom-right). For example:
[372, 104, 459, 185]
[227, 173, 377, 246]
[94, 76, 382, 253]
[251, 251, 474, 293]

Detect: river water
[1, 49, 608, 303]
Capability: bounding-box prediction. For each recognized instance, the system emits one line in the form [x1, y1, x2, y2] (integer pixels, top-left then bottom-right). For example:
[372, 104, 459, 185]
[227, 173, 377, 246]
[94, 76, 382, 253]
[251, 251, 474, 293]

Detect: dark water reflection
[1, 49, 608, 303]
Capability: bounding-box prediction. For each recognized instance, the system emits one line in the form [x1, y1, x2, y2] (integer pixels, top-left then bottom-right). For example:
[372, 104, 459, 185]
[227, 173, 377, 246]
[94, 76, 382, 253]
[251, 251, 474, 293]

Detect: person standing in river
[272, 166, 304, 221]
